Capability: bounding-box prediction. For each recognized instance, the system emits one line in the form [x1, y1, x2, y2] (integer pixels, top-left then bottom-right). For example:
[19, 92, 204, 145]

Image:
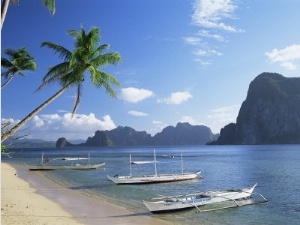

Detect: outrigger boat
[143, 183, 268, 213]
[24, 153, 105, 171]
[131, 160, 157, 165]
[107, 150, 203, 184]
[163, 154, 175, 159]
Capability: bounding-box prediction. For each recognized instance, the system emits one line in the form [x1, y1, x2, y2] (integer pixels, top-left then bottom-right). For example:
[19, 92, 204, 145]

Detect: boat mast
[154, 149, 157, 177]
[129, 154, 132, 176]
[181, 153, 183, 174]
[41, 152, 44, 165]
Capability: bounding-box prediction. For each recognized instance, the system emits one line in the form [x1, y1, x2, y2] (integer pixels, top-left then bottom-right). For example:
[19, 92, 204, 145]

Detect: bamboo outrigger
[143, 183, 268, 213]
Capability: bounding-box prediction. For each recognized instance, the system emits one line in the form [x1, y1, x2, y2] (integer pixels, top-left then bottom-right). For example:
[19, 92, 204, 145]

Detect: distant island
[56, 123, 218, 147]
[4, 72, 300, 148]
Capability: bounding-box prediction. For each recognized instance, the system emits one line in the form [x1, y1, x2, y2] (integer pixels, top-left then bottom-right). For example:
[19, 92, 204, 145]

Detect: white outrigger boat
[107, 150, 203, 184]
[143, 183, 268, 213]
[24, 153, 105, 171]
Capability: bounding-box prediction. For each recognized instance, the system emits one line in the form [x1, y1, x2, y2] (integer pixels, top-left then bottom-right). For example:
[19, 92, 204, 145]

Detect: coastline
[1, 162, 171, 225]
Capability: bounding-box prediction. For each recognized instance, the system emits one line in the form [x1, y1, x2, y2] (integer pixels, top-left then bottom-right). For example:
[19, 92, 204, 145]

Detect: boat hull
[25, 163, 105, 171]
[143, 183, 257, 213]
[107, 171, 202, 184]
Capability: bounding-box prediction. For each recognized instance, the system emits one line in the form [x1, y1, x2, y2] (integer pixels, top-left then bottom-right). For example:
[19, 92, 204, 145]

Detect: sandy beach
[1, 162, 171, 225]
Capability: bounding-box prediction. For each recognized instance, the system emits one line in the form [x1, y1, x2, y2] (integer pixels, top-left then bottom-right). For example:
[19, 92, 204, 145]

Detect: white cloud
[2, 113, 117, 141]
[128, 110, 149, 116]
[1, 118, 20, 133]
[206, 104, 240, 133]
[265, 44, 300, 70]
[185, 0, 242, 67]
[183, 36, 202, 45]
[157, 91, 193, 105]
[192, 0, 239, 32]
[120, 87, 154, 103]
[210, 104, 240, 113]
[193, 48, 222, 57]
[194, 58, 212, 66]
[197, 30, 225, 41]
[34, 114, 61, 126]
[57, 109, 69, 113]
[61, 113, 116, 131]
[180, 116, 201, 125]
[152, 120, 162, 125]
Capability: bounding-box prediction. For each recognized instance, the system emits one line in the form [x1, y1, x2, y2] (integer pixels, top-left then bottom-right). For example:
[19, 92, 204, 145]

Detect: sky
[1, 0, 300, 142]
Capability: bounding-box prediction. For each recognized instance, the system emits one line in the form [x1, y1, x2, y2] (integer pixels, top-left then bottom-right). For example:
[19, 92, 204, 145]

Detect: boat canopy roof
[62, 157, 88, 161]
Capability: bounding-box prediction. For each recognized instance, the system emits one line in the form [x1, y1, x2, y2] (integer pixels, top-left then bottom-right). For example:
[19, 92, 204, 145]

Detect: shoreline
[1, 162, 171, 225]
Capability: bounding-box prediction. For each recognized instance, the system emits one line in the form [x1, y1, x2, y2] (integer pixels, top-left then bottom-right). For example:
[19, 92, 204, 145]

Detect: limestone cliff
[214, 72, 300, 144]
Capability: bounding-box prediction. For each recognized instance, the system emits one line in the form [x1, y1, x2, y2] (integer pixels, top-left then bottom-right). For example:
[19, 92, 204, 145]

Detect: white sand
[1, 163, 171, 225]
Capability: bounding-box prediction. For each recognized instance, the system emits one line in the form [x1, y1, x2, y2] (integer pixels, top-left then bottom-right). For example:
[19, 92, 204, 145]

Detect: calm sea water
[2, 145, 300, 225]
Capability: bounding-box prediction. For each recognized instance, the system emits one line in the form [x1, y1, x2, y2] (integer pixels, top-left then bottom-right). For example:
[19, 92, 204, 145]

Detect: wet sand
[1, 162, 171, 225]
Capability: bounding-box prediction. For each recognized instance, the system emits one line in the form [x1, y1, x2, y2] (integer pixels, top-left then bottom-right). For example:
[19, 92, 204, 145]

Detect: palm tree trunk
[1, 0, 10, 30]
[1, 84, 70, 143]
[1, 74, 14, 89]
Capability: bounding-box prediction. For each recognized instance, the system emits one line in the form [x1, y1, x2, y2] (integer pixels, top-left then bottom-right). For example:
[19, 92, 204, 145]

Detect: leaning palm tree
[1, 47, 37, 89]
[1, 26, 122, 143]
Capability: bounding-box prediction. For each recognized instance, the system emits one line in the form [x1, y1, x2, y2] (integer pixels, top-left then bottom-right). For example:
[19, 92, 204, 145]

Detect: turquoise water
[3, 145, 300, 225]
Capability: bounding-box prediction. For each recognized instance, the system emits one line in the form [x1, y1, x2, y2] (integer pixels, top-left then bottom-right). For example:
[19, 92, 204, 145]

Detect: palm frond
[35, 69, 75, 92]
[35, 62, 70, 92]
[87, 27, 100, 46]
[41, 42, 72, 61]
[90, 44, 110, 59]
[1, 58, 13, 69]
[69, 48, 82, 68]
[1, 71, 11, 79]
[21, 60, 37, 70]
[91, 70, 120, 97]
[67, 29, 80, 40]
[59, 70, 82, 87]
[100, 79, 118, 98]
[42, 0, 56, 15]
[3, 48, 17, 58]
[42, 62, 70, 82]
[68, 26, 85, 48]
[35, 75, 58, 92]
[91, 52, 122, 67]
[13, 57, 37, 71]
[86, 65, 97, 85]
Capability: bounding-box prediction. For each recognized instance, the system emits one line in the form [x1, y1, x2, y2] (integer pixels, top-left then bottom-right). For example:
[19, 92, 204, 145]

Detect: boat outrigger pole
[196, 192, 268, 213]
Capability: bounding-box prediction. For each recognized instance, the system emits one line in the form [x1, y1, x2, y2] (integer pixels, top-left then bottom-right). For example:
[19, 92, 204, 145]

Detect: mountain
[85, 131, 113, 146]
[2, 139, 56, 148]
[152, 123, 216, 145]
[212, 72, 300, 145]
[57, 123, 217, 147]
[105, 126, 152, 146]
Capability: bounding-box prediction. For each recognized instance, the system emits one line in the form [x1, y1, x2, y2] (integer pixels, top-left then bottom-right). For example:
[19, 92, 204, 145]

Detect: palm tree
[1, 26, 122, 143]
[1, 0, 56, 29]
[1, 47, 37, 89]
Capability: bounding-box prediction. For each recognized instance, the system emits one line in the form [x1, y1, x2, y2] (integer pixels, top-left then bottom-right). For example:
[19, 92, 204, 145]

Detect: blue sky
[2, 0, 300, 141]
